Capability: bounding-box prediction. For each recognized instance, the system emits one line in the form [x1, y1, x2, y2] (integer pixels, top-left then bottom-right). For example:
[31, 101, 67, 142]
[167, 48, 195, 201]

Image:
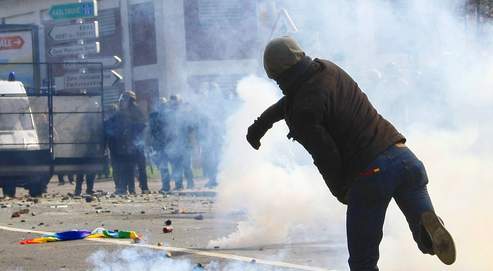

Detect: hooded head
[263, 36, 305, 80]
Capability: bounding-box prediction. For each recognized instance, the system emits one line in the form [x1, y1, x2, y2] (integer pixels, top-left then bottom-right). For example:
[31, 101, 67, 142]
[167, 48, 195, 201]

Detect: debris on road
[157, 242, 163, 246]
[49, 205, 68, 209]
[11, 208, 30, 218]
[162, 226, 173, 233]
[165, 219, 172, 226]
[194, 214, 204, 220]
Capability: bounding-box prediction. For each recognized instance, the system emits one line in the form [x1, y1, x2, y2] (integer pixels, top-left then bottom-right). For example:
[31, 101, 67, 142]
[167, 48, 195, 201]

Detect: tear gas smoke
[88, 247, 289, 271]
[209, 0, 493, 270]
[208, 76, 345, 252]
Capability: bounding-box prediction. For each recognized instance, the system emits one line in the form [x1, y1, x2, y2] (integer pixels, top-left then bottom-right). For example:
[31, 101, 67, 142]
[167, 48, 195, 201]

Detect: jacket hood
[263, 36, 305, 80]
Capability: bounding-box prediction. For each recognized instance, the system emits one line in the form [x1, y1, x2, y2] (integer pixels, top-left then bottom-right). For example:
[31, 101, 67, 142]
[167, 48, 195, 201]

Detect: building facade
[0, 0, 271, 113]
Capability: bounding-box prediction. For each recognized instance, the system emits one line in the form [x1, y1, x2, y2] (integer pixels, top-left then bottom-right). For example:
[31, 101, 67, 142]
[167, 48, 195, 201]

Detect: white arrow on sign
[54, 70, 122, 90]
[63, 56, 122, 70]
[49, 42, 100, 57]
[49, 21, 99, 42]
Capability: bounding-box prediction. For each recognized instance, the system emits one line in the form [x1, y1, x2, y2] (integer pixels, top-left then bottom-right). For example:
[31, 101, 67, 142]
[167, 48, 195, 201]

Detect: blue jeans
[346, 145, 434, 271]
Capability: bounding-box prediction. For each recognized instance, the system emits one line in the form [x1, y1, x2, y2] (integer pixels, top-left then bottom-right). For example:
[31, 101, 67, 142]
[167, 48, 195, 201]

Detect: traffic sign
[49, 22, 99, 42]
[55, 70, 122, 90]
[49, 42, 100, 57]
[0, 36, 24, 50]
[63, 56, 122, 70]
[49, 1, 97, 20]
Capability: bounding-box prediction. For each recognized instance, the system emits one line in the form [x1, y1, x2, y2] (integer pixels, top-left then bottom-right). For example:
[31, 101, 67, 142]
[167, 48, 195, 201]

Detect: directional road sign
[63, 56, 122, 70]
[49, 22, 99, 42]
[55, 70, 122, 90]
[49, 42, 100, 57]
[49, 1, 97, 20]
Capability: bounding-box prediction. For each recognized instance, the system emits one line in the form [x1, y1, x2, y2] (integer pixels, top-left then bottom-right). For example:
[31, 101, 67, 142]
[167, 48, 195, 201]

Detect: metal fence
[0, 62, 107, 176]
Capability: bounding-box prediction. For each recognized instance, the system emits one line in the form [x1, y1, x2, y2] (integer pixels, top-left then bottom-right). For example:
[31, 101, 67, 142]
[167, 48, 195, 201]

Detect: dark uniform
[165, 96, 194, 190]
[149, 100, 172, 192]
[104, 106, 120, 193]
[74, 174, 95, 195]
[111, 91, 146, 194]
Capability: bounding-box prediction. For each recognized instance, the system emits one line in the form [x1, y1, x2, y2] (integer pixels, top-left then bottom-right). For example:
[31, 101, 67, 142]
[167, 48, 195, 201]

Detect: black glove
[246, 118, 270, 150]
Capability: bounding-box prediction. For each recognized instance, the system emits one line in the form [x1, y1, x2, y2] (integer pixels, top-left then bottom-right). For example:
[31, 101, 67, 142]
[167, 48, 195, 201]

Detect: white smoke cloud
[208, 76, 346, 267]
[88, 248, 193, 271]
[209, 0, 493, 270]
[88, 247, 290, 271]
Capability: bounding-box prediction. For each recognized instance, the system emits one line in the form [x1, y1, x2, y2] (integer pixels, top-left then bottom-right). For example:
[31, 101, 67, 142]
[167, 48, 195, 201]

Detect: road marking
[0, 225, 335, 271]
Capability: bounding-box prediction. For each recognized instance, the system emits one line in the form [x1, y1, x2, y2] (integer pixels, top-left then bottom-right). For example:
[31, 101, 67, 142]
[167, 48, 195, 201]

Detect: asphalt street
[0, 178, 347, 271]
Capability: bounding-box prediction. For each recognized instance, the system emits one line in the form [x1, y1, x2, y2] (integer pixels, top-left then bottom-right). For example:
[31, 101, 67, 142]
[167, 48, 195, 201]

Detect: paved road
[0, 178, 347, 271]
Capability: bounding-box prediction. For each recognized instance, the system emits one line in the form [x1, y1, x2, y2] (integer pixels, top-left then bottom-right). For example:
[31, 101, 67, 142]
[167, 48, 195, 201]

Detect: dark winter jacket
[256, 57, 405, 200]
[109, 104, 146, 159]
[148, 104, 169, 151]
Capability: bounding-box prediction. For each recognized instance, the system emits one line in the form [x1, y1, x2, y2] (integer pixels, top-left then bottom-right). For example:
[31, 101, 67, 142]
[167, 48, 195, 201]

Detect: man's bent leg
[393, 150, 435, 254]
[393, 149, 455, 264]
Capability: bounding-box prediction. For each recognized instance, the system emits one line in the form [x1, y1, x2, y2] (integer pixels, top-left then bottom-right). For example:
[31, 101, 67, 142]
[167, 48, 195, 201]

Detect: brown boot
[421, 211, 456, 265]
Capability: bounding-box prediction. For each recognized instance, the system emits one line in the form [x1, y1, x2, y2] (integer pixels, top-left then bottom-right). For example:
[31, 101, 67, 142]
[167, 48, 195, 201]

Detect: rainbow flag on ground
[20, 228, 140, 245]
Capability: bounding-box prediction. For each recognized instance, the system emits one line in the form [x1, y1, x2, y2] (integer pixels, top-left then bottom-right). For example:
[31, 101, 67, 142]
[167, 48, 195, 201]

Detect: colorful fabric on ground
[19, 230, 91, 244]
[20, 228, 139, 245]
[87, 228, 140, 240]
[19, 236, 60, 245]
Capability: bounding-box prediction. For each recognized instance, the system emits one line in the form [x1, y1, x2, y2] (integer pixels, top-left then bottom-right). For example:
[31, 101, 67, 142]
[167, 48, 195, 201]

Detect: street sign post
[49, 1, 97, 20]
[55, 69, 122, 90]
[49, 42, 100, 57]
[49, 22, 99, 42]
[63, 56, 122, 70]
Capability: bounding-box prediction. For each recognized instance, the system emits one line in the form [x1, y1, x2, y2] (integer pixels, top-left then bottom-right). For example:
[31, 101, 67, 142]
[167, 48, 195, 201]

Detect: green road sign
[49, 1, 97, 20]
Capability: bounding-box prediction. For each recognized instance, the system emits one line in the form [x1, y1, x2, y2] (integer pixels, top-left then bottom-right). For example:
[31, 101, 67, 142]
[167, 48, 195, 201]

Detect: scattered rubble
[50, 205, 68, 209]
[11, 208, 30, 218]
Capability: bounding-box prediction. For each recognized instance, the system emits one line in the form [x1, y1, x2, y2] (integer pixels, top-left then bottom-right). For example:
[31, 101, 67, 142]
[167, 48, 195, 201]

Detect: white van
[0, 80, 40, 151]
